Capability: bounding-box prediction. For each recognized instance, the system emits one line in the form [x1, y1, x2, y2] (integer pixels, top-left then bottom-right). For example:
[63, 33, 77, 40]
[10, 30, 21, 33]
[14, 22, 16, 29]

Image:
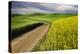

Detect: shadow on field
[11, 23, 44, 42]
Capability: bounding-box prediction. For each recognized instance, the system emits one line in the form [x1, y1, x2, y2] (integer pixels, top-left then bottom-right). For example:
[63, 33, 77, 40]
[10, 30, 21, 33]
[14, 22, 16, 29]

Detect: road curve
[11, 24, 49, 53]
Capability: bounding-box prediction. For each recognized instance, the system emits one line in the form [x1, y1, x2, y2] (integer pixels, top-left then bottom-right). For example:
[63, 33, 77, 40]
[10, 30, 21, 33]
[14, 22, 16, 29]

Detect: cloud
[39, 3, 78, 14]
[11, 1, 78, 14]
[54, 5, 78, 13]
[12, 7, 52, 14]
[55, 5, 77, 11]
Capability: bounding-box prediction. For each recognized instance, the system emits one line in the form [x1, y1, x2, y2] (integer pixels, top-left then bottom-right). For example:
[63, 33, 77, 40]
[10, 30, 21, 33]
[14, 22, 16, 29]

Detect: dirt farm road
[11, 24, 49, 53]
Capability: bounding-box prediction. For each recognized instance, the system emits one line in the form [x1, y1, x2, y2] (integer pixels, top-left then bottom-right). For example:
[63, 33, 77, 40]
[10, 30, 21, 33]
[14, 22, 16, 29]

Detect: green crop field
[11, 13, 76, 30]
[11, 13, 78, 51]
[32, 16, 78, 51]
[11, 15, 40, 30]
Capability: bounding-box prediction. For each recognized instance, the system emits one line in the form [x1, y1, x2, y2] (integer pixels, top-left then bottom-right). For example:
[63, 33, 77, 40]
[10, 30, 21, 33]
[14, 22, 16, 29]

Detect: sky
[11, 1, 78, 14]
